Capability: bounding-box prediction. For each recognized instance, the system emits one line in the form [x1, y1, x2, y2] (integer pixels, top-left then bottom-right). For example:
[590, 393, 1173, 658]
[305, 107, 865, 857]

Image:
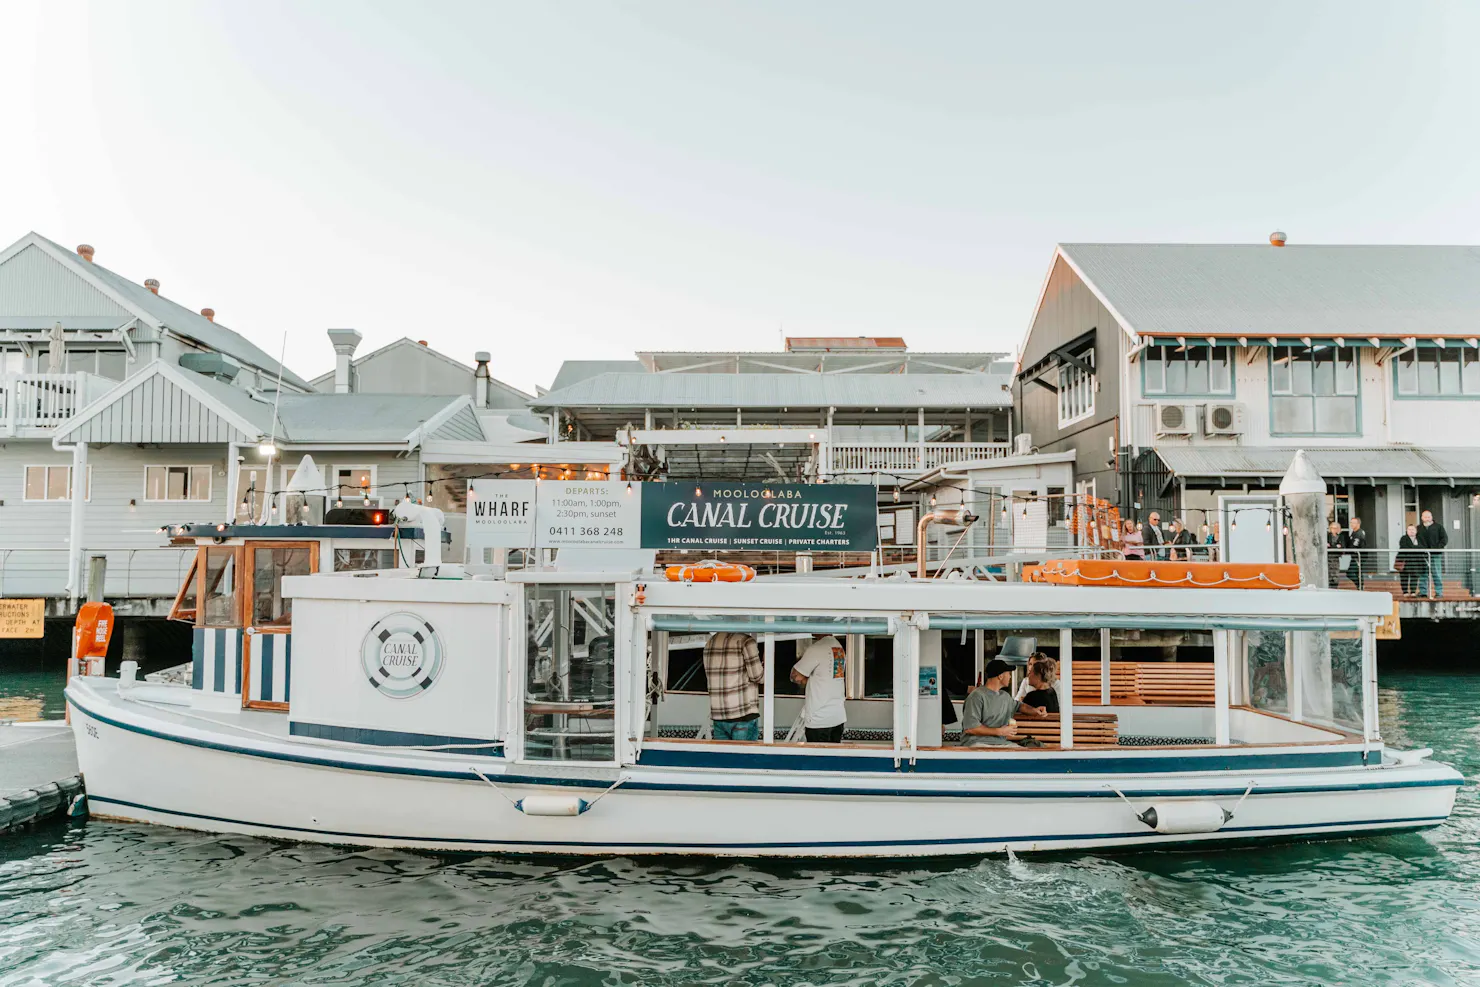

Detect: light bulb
[892, 489, 900, 502]
[695, 486, 703, 497]
[625, 482, 633, 493]
[930, 495, 937, 506]
[335, 498, 343, 508]
[1265, 520, 1272, 531]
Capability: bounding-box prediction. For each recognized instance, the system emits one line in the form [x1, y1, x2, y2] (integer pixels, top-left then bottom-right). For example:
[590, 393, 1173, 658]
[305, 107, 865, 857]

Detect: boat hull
[68, 686, 1461, 857]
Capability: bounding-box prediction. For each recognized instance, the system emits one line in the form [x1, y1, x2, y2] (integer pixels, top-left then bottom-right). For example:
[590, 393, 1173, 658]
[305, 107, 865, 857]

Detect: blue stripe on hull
[289, 720, 502, 755]
[67, 693, 1462, 802]
[83, 794, 1451, 853]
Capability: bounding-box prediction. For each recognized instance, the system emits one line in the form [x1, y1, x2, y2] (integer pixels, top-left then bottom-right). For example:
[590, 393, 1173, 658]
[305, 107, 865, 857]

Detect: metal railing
[1323, 547, 1478, 600]
[0, 546, 194, 599]
[830, 442, 1011, 473]
[0, 372, 115, 434]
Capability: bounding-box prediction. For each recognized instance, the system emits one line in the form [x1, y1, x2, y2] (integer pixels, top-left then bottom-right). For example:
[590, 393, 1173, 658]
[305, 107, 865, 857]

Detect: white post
[1059, 627, 1074, 748]
[1099, 626, 1111, 707]
[225, 442, 241, 522]
[65, 441, 88, 607]
[972, 629, 985, 686]
[1213, 629, 1231, 746]
[916, 407, 926, 471]
[762, 630, 775, 744]
[1362, 619, 1380, 747]
[1287, 631, 1303, 722]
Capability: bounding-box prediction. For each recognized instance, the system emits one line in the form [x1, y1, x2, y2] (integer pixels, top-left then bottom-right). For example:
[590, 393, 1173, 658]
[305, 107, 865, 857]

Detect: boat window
[169, 555, 199, 624]
[251, 547, 312, 626]
[523, 584, 617, 762]
[1242, 630, 1290, 715]
[201, 548, 240, 627]
[1327, 633, 1364, 733]
[333, 548, 397, 571]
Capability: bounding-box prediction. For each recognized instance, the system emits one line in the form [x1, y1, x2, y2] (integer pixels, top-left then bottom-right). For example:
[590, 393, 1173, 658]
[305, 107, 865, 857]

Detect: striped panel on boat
[190, 627, 243, 695]
[247, 633, 292, 704]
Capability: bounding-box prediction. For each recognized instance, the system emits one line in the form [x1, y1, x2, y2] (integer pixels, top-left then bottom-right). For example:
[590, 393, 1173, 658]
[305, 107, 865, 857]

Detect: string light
[695, 485, 703, 497]
[892, 488, 900, 502]
[930, 494, 937, 506]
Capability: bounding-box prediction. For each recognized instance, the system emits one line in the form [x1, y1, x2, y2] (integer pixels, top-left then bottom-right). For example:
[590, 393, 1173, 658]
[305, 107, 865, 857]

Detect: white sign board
[535, 481, 641, 548]
[466, 479, 536, 550]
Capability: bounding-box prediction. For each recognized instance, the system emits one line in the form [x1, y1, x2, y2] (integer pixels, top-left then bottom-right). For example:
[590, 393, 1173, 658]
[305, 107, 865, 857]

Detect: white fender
[1136, 801, 1231, 835]
[515, 795, 590, 816]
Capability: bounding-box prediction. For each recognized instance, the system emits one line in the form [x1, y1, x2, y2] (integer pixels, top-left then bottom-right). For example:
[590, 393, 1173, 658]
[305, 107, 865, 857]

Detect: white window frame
[333, 464, 379, 504]
[143, 464, 213, 503]
[1057, 348, 1096, 427]
[22, 465, 91, 502]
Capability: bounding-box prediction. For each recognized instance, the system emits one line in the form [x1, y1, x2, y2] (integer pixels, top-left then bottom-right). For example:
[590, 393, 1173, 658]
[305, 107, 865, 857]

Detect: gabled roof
[308, 336, 530, 407]
[529, 372, 1013, 410]
[53, 362, 482, 446]
[549, 359, 648, 391]
[0, 232, 310, 389]
[1057, 243, 1480, 340]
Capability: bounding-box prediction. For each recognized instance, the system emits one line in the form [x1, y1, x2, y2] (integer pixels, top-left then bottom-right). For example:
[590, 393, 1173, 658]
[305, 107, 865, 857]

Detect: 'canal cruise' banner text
[465, 480, 877, 553]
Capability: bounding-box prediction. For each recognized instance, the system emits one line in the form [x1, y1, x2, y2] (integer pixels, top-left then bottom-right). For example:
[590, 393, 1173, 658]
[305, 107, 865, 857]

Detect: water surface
[0, 669, 1475, 986]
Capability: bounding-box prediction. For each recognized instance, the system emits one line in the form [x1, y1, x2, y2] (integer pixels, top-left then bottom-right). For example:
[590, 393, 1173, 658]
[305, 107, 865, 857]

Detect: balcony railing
[829, 442, 1011, 473]
[0, 372, 115, 435]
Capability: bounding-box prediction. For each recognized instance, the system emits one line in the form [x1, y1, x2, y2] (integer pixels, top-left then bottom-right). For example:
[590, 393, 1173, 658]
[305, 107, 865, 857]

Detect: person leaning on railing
[1397, 523, 1426, 598]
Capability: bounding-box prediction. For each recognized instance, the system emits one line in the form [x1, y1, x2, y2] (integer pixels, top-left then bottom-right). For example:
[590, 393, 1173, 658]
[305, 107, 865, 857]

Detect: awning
[1155, 446, 1480, 483]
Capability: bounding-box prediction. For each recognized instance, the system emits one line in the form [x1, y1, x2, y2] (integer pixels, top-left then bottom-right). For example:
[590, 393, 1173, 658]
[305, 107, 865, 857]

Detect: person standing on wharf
[790, 634, 847, 743]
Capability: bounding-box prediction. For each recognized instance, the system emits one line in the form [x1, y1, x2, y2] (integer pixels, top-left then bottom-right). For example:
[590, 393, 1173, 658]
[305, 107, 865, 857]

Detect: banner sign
[535, 481, 641, 548]
[0, 598, 43, 638]
[466, 479, 536, 550]
[639, 482, 877, 552]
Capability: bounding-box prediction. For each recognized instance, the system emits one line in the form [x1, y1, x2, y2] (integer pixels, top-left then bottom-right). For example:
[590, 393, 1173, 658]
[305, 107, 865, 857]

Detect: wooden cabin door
[241, 541, 318, 710]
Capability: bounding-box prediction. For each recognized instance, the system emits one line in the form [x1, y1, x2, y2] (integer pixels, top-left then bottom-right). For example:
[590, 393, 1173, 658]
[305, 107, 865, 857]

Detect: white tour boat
[65, 491, 1461, 858]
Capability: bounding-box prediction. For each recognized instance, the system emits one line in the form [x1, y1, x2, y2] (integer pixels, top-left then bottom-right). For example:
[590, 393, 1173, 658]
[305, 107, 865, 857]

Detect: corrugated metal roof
[30, 233, 311, 390]
[1062, 244, 1480, 338]
[1156, 445, 1480, 479]
[549, 360, 648, 391]
[276, 393, 475, 442]
[530, 372, 1013, 410]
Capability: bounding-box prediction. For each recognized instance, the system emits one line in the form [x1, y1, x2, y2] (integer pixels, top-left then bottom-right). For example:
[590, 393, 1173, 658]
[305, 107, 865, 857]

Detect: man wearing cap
[961, 659, 1043, 747]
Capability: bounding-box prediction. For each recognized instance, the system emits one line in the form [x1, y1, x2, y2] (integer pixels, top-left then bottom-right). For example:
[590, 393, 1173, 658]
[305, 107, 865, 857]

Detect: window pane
[1464, 350, 1480, 394]
[24, 467, 44, 500]
[64, 350, 95, 374]
[1439, 349, 1461, 394]
[1290, 353, 1313, 395]
[1186, 348, 1210, 393]
[1397, 351, 1417, 394]
[1335, 348, 1358, 394]
[146, 466, 165, 501]
[334, 548, 397, 571]
[1272, 396, 1313, 433]
[1210, 349, 1231, 393]
[47, 466, 70, 500]
[1165, 352, 1187, 393]
[253, 547, 312, 625]
[190, 465, 212, 501]
[1270, 349, 1291, 393]
[1311, 351, 1335, 395]
[1314, 396, 1358, 434]
[1144, 352, 1165, 393]
[167, 466, 187, 501]
[202, 548, 238, 627]
[338, 468, 374, 498]
[1418, 351, 1439, 395]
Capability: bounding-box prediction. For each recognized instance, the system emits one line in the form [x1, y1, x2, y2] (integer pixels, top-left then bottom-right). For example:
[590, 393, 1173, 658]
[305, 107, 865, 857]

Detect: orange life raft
[665, 560, 757, 583]
[1024, 559, 1301, 589]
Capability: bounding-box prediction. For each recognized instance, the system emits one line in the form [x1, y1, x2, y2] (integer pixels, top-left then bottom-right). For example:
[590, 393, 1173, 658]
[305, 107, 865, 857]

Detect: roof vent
[76, 244, 95, 262]
[200, 308, 215, 322]
[1269, 231, 1287, 247]
[417, 339, 428, 346]
[144, 279, 160, 295]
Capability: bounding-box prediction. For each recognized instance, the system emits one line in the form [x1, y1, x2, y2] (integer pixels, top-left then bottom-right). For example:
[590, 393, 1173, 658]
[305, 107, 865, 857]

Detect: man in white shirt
[789, 634, 847, 743]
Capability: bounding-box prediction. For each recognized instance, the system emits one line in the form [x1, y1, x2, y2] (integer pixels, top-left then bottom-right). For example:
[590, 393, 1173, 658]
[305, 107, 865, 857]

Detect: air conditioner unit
[1155, 403, 1197, 436]
[1205, 402, 1245, 436]
[1014, 433, 1033, 456]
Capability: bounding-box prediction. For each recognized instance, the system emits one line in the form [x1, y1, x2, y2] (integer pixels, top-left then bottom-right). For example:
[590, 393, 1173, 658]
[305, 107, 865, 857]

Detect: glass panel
[1185, 348, 1209, 393]
[190, 465, 212, 501]
[1312, 351, 1335, 395]
[1270, 349, 1291, 393]
[1165, 353, 1186, 393]
[47, 466, 69, 500]
[1418, 351, 1439, 395]
[1439, 349, 1461, 394]
[146, 466, 166, 501]
[1210, 349, 1231, 393]
[523, 584, 617, 762]
[1335, 347, 1358, 394]
[64, 350, 96, 374]
[1465, 350, 1480, 394]
[1144, 352, 1165, 393]
[337, 468, 375, 499]
[1245, 629, 1288, 715]
[1329, 635, 1364, 733]
[334, 548, 397, 571]
[24, 467, 44, 500]
[1313, 396, 1358, 434]
[252, 547, 311, 626]
[95, 351, 126, 381]
[202, 548, 239, 627]
[236, 466, 268, 521]
[1396, 351, 1417, 394]
[165, 466, 186, 501]
[1272, 396, 1313, 434]
[171, 557, 199, 621]
[1291, 354, 1313, 395]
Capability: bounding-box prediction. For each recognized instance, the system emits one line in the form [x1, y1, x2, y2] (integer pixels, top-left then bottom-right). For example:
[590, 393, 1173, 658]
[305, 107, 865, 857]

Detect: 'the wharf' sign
[639, 482, 877, 552]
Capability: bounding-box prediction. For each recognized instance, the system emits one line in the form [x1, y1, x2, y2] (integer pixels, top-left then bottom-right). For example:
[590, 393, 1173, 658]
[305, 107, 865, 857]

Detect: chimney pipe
[1269, 231, 1287, 247]
[76, 244, 94, 262]
[326, 328, 363, 394]
[200, 308, 215, 322]
[474, 350, 491, 408]
[144, 279, 160, 295]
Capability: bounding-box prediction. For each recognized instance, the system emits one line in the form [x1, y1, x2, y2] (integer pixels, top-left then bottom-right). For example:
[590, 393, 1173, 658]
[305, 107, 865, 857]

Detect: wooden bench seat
[1013, 712, 1119, 747]
[1071, 661, 1215, 706]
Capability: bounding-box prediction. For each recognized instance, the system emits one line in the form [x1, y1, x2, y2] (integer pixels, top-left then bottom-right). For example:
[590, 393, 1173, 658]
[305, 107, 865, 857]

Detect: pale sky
[1, 1, 1476, 393]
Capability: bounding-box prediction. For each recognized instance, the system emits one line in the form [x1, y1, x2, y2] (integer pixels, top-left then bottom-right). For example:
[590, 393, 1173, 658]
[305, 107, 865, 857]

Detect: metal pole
[1099, 626, 1111, 706]
[762, 630, 775, 744]
[1059, 627, 1074, 748]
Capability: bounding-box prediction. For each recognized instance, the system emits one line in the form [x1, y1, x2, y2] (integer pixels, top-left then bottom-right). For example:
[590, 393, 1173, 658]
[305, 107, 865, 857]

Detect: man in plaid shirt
[703, 632, 764, 741]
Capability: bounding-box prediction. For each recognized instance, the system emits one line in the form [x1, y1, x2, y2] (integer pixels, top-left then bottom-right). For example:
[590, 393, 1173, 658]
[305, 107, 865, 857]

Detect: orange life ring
[665, 560, 756, 583]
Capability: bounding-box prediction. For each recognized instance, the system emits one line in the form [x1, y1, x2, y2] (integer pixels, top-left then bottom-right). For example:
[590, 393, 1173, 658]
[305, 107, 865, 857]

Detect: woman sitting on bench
[1014, 653, 1061, 715]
